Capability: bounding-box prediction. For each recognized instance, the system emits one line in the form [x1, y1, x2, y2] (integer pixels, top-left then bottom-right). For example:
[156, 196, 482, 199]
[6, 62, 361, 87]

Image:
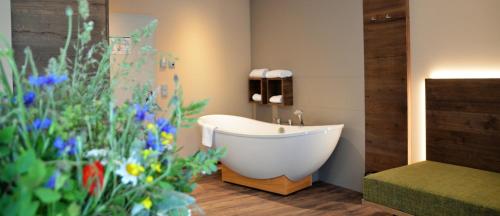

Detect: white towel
[269, 95, 283, 103]
[265, 69, 293, 78]
[252, 93, 262, 102]
[249, 68, 269, 78]
[200, 122, 217, 147]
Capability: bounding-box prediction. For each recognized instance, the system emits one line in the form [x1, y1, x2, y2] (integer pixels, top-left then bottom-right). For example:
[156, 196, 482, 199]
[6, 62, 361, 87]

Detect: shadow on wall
[320, 136, 364, 191]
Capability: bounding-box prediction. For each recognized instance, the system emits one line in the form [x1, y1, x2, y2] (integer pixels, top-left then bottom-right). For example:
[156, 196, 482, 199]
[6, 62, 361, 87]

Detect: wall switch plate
[160, 85, 168, 97]
[168, 60, 176, 69]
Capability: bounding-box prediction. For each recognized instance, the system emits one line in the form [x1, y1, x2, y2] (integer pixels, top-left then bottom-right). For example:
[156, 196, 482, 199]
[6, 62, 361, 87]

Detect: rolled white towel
[249, 68, 269, 78]
[269, 95, 283, 104]
[200, 122, 217, 147]
[252, 93, 262, 102]
[265, 69, 292, 78]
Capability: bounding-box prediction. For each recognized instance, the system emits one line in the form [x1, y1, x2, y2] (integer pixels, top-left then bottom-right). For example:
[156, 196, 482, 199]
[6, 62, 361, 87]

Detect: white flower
[85, 148, 109, 164]
[85, 149, 109, 158]
[116, 158, 145, 186]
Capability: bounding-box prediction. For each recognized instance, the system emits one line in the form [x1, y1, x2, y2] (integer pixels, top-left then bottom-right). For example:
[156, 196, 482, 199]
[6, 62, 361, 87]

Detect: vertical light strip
[415, 79, 426, 162]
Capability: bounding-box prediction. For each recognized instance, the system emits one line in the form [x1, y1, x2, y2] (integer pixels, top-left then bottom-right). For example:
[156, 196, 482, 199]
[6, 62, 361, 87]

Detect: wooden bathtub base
[221, 164, 312, 195]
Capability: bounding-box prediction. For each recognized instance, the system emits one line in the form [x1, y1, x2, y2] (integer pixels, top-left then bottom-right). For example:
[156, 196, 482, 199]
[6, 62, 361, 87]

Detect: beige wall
[409, 0, 500, 163]
[0, 0, 12, 88]
[251, 0, 365, 192]
[110, 0, 252, 156]
[109, 13, 156, 105]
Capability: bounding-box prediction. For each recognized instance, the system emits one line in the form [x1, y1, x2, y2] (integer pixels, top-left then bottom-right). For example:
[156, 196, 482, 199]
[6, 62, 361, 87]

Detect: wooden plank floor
[192, 172, 389, 216]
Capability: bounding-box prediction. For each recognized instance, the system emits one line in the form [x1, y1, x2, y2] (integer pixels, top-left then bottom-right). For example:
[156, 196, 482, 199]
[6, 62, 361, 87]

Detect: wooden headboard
[426, 79, 500, 173]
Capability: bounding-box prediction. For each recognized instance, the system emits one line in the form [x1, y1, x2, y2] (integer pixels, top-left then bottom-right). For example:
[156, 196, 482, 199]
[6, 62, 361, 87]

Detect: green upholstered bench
[363, 161, 500, 216]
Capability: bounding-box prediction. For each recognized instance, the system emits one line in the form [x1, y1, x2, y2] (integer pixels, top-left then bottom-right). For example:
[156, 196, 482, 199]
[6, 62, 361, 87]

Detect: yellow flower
[161, 132, 174, 145]
[147, 123, 157, 132]
[151, 162, 162, 173]
[142, 149, 153, 159]
[126, 163, 145, 176]
[141, 197, 153, 209]
[146, 176, 154, 183]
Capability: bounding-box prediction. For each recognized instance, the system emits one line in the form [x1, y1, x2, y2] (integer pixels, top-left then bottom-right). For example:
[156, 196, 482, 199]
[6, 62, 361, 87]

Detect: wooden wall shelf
[249, 78, 268, 104]
[267, 77, 293, 106]
[248, 77, 293, 106]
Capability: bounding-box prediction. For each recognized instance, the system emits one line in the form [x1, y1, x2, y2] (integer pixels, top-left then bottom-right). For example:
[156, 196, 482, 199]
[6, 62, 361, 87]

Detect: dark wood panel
[426, 79, 500, 173]
[364, 56, 407, 78]
[192, 171, 389, 216]
[12, 0, 109, 72]
[364, 0, 409, 174]
[364, 20, 407, 59]
[363, 0, 407, 16]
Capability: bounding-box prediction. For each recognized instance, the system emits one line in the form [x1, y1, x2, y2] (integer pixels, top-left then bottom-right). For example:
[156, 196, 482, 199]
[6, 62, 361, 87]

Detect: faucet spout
[294, 109, 304, 126]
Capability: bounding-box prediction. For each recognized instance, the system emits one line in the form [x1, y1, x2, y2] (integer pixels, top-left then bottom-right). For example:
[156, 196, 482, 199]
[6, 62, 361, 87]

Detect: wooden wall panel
[426, 79, 500, 173]
[364, 0, 409, 174]
[11, 0, 109, 72]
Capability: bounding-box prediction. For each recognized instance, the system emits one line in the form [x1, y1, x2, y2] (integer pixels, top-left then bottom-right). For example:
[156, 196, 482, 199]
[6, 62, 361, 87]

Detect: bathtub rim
[198, 114, 344, 139]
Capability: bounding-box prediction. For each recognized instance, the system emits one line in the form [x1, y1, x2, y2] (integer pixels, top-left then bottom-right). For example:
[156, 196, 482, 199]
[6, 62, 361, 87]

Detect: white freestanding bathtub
[198, 115, 343, 181]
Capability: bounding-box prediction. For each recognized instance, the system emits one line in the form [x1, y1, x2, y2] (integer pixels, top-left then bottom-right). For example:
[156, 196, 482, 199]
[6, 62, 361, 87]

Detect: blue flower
[32, 118, 52, 130]
[66, 138, 78, 155]
[156, 118, 176, 134]
[145, 132, 163, 152]
[134, 104, 153, 122]
[45, 171, 60, 189]
[28, 74, 68, 87]
[23, 91, 36, 106]
[11, 91, 37, 107]
[54, 137, 78, 156]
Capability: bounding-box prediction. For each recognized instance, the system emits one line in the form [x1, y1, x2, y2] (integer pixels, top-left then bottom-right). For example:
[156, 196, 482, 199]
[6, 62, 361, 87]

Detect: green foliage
[0, 1, 225, 215]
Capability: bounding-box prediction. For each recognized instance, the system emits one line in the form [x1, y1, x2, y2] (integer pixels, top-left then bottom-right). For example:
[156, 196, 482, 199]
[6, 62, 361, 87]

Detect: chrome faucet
[294, 109, 304, 126]
[274, 117, 281, 125]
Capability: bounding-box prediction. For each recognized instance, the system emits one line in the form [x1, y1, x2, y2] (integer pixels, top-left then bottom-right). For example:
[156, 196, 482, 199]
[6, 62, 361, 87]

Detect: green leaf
[67, 202, 81, 216]
[61, 178, 75, 192]
[19, 162, 45, 187]
[183, 99, 208, 115]
[34, 188, 61, 203]
[110, 196, 125, 206]
[0, 163, 18, 181]
[19, 201, 39, 216]
[156, 191, 195, 213]
[0, 146, 9, 157]
[158, 182, 174, 191]
[17, 185, 35, 216]
[1, 194, 19, 216]
[25, 160, 46, 186]
[63, 191, 77, 201]
[16, 149, 36, 174]
[56, 174, 69, 190]
[0, 126, 15, 145]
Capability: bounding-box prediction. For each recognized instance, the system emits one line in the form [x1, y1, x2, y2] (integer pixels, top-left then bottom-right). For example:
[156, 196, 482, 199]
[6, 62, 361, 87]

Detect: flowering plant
[0, 1, 225, 215]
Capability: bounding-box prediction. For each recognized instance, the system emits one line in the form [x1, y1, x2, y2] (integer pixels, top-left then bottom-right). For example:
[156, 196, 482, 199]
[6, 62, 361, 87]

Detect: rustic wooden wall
[426, 79, 500, 173]
[364, 0, 409, 174]
[11, 0, 108, 72]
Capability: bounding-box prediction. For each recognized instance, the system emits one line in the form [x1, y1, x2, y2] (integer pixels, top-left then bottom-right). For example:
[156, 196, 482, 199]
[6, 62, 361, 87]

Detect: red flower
[82, 161, 104, 195]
